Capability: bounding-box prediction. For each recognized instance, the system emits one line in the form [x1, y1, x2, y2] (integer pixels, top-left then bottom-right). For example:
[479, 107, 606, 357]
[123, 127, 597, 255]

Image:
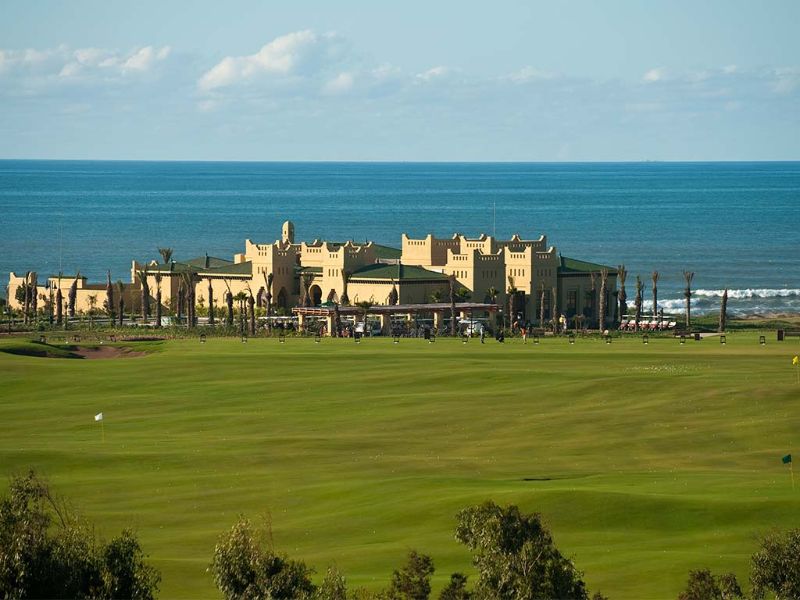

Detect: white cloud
[416, 66, 448, 82]
[0, 44, 172, 84]
[642, 68, 666, 83]
[122, 46, 171, 72]
[199, 30, 346, 91]
[323, 71, 354, 94]
[771, 66, 800, 94]
[506, 66, 555, 83]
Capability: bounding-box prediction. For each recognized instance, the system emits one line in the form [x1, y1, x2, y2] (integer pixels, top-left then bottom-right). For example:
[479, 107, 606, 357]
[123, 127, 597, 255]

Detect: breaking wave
[640, 288, 800, 317]
[693, 288, 800, 300]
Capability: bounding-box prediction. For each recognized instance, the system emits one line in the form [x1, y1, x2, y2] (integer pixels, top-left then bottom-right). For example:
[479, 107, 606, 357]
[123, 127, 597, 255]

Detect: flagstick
[792, 461, 796, 491]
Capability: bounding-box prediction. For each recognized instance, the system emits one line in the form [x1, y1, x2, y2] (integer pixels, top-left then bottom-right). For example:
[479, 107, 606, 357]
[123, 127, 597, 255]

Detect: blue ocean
[1, 160, 798, 316]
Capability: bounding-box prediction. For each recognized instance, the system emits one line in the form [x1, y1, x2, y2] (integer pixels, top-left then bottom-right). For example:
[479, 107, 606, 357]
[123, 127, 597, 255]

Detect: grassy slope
[0, 334, 799, 598]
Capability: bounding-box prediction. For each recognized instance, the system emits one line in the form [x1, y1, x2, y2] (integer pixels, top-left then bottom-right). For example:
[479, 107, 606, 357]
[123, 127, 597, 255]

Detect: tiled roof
[351, 263, 448, 281]
[559, 256, 617, 274]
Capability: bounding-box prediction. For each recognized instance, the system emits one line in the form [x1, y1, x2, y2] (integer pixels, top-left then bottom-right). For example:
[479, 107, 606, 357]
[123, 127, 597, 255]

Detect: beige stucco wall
[7, 223, 616, 325]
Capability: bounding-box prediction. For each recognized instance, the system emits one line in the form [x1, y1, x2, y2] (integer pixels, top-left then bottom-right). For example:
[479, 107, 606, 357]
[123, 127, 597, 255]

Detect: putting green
[1, 333, 798, 598]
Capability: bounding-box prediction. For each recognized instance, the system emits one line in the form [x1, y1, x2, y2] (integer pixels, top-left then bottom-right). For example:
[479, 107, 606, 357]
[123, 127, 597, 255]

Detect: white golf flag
[94, 412, 103, 422]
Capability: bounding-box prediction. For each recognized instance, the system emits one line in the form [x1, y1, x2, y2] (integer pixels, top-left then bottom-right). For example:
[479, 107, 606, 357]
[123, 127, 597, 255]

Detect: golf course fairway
[1, 333, 798, 598]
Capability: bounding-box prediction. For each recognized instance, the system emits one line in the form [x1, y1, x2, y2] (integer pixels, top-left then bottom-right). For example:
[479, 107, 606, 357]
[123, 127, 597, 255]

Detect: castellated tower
[282, 220, 295, 244]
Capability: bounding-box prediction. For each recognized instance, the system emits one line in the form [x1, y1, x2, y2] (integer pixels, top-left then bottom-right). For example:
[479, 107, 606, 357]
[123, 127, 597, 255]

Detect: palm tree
[207, 280, 215, 325]
[551, 287, 558, 333]
[55, 274, 63, 326]
[388, 280, 398, 306]
[651, 271, 660, 317]
[22, 271, 31, 324]
[683, 270, 695, 328]
[105, 271, 114, 323]
[176, 278, 185, 324]
[617, 264, 628, 322]
[719, 287, 728, 333]
[178, 272, 194, 326]
[87, 294, 98, 326]
[116, 280, 125, 327]
[634, 276, 643, 332]
[263, 272, 273, 331]
[29, 272, 38, 324]
[46, 281, 54, 325]
[225, 282, 235, 327]
[340, 271, 351, 306]
[247, 289, 256, 335]
[136, 268, 150, 324]
[506, 276, 518, 330]
[448, 274, 457, 336]
[539, 282, 546, 329]
[598, 268, 609, 333]
[485, 285, 499, 330]
[154, 272, 163, 328]
[356, 300, 372, 334]
[299, 273, 313, 308]
[332, 302, 342, 337]
[571, 314, 584, 334]
[158, 247, 173, 265]
[233, 291, 248, 336]
[68, 272, 79, 319]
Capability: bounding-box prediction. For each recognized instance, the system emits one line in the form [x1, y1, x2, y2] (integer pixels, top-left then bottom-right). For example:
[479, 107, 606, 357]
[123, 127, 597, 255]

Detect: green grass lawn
[1, 333, 799, 598]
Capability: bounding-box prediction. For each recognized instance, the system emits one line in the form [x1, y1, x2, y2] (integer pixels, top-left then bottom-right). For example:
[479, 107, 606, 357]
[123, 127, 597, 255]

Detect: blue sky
[1, 0, 798, 161]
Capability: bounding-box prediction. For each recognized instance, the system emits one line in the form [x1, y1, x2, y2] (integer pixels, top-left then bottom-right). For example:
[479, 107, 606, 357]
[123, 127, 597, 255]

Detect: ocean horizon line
[2, 158, 800, 165]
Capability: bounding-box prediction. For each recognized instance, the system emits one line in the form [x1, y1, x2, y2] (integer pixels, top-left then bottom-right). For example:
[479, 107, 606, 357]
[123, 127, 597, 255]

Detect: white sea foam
[693, 288, 800, 299]
[638, 290, 800, 316]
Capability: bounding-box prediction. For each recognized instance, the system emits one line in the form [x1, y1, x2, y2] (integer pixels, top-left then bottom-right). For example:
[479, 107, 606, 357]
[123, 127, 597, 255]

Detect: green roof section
[297, 266, 323, 275]
[185, 256, 234, 269]
[351, 263, 448, 281]
[559, 256, 617, 274]
[146, 261, 199, 274]
[201, 261, 253, 277]
[372, 244, 402, 260]
[147, 256, 234, 274]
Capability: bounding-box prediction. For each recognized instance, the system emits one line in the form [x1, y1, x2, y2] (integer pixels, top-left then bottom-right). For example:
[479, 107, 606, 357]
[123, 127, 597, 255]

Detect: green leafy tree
[750, 528, 800, 600]
[677, 569, 743, 600]
[454, 501, 588, 600]
[387, 550, 434, 600]
[0, 470, 159, 600]
[210, 516, 315, 600]
[314, 565, 348, 600]
[439, 573, 471, 600]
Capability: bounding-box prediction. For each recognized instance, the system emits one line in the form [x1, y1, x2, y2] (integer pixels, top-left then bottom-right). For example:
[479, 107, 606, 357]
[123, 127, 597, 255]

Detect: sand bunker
[72, 345, 146, 359]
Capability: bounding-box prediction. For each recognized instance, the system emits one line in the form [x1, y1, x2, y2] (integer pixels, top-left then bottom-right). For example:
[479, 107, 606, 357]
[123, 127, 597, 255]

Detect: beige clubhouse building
[8, 221, 617, 330]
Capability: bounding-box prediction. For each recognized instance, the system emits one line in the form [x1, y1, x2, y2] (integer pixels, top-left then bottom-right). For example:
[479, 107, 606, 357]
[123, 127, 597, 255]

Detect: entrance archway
[309, 285, 322, 306]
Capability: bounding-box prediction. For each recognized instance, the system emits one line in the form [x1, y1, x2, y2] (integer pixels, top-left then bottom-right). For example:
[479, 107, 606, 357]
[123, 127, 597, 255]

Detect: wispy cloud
[1, 31, 798, 160]
[0, 45, 172, 85]
[198, 30, 347, 91]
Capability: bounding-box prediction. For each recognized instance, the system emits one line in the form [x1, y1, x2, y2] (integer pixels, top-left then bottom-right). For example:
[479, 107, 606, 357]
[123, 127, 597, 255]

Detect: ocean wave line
[693, 288, 800, 299]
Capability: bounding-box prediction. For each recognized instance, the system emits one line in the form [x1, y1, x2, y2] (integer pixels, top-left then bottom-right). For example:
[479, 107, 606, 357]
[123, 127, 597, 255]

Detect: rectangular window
[567, 290, 577, 317]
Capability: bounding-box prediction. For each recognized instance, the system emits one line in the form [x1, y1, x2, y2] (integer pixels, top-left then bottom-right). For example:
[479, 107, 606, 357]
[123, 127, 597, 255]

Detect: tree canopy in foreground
[0, 470, 160, 600]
